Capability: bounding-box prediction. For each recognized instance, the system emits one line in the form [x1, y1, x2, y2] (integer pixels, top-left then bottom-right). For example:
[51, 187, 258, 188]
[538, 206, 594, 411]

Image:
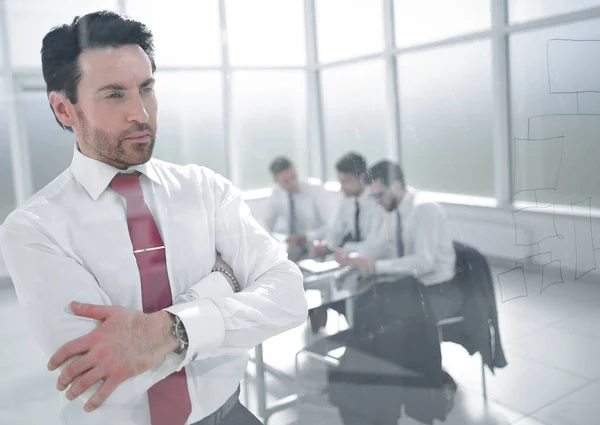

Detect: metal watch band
[212, 267, 241, 292]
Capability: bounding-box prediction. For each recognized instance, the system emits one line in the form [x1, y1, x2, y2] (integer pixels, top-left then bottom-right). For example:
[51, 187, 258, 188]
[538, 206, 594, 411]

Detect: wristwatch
[172, 315, 189, 354]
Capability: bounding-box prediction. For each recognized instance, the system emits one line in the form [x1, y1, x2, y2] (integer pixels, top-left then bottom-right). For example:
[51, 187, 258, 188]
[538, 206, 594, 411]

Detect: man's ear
[48, 91, 77, 129]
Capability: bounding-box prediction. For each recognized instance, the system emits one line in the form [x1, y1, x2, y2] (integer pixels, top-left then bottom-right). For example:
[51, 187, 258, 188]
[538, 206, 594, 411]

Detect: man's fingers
[84, 376, 121, 412]
[66, 366, 106, 403]
[48, 336, 91, 371]
[70, 302, 115, 321]
[57, 353, 96, 391]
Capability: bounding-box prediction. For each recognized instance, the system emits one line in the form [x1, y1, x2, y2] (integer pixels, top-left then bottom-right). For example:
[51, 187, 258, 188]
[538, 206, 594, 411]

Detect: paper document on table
[297, 258, 341, 274]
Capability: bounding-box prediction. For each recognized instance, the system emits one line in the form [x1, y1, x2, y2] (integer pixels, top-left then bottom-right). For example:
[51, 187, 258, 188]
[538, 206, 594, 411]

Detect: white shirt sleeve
[0, 216, 185, 407]
[374, 203, 442, 281]
[164, 173, 308, 364]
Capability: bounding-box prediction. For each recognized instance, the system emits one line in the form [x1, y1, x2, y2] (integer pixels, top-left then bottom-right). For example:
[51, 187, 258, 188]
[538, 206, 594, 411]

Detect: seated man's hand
[214, 253, 237, 291]
[287, 234, 307, 247]
[48, 302, 179, 413]
[350, 257, 376, 274]
[311, 241, 329, 257]
[334, 248, 351, 266]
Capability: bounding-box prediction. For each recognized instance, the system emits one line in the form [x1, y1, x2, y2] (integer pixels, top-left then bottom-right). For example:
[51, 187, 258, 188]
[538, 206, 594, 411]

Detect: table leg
[345, 297, 354, 328]
[254, 343, 267, 418]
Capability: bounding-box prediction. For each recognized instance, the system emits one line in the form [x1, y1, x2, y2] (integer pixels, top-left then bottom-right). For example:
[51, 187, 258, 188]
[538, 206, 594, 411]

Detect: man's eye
[142, 87, 153, 93]
[107, 92, 123, 99]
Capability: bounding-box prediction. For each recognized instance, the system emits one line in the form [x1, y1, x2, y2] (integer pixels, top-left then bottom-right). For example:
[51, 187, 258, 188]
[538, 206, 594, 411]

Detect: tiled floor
[1, 259, 599, 425]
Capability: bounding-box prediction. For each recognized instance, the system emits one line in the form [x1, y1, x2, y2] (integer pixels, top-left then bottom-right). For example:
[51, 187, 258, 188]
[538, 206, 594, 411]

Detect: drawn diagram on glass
[497, 39, 600, 298]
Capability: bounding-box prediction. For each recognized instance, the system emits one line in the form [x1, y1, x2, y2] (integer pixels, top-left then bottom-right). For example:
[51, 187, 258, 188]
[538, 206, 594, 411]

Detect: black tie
[289, 192, 297, 235]
[396, 210, 404, 257]
[354, 199, 361, 242]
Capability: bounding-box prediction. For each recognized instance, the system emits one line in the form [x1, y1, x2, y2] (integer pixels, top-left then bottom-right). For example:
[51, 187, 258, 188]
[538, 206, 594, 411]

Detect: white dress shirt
[0, 148, 308, 425]
[325, 188, 388, 259]
[263, 179, 332, 243]
[375, 188, 456, 285]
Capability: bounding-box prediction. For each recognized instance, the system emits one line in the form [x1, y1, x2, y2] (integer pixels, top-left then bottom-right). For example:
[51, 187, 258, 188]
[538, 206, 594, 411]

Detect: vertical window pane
[7, 0, 119, 68]
[321, 60, 389, 180]
[126, 0, 221, 67]
[398, 40, 494, 197]
[510, 20, 600, 207]
[509, 0, 600, 24]
[230, 71, 307, 190]
[394, 0, 491, 48]
[153, 72, 226, 176]
[226, 0, 306, 66]
[21, 91, 74, 192]
[315, 0, 384, 63]
[0, 81, 16, 221]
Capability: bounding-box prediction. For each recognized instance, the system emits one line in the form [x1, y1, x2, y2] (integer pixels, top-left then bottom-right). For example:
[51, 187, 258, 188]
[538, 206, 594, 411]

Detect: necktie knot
[110, 172, 143, 200]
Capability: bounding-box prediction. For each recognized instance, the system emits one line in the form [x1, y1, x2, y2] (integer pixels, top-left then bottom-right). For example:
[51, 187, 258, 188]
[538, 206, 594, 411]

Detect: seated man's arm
[375, 203, 442, 277]
[0, 215, 185, 408]
[165, 173, 308, 361]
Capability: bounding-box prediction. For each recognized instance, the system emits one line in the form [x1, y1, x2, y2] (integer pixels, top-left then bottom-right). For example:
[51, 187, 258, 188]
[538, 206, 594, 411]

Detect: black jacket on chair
[443, 241, 508, 371]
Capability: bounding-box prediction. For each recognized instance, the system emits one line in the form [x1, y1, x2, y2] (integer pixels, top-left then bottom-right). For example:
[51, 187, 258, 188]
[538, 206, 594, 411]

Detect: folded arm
[0, 215, 183, 408]
[165, 173, 308, 365]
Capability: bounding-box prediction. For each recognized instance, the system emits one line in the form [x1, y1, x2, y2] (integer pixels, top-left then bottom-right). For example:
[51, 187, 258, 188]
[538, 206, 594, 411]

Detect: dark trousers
[192, 401, 262, 425]
[333, 277, 463, 425]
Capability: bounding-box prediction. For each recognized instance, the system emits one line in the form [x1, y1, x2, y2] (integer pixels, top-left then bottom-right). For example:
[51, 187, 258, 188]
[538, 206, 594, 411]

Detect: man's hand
[350, 257, 376, 274]
[48, 302, 178, 413]
[287, 234, 307, 247]
[312, 242, 330, 257]
[334, 249, 351, 266]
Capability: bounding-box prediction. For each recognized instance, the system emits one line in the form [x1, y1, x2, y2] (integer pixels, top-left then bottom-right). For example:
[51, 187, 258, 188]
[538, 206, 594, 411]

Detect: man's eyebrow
[96, 78, 155, 93]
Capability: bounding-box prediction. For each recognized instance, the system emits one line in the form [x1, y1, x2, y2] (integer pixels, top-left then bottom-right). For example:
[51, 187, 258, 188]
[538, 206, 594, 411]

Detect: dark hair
[41, 11, 156, 132]
[269, 156, 294, 175]
[335, 152, 368, 179]
[368, 160, 405, 188]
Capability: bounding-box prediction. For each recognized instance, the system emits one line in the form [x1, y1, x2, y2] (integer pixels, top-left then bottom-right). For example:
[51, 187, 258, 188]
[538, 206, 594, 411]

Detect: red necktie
[110, 172, 192, 425]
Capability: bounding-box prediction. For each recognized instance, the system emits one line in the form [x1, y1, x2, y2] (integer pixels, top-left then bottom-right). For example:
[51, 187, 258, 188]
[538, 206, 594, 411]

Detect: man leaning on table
[0, 11, 307, 425]
[263, 156, 332, 262]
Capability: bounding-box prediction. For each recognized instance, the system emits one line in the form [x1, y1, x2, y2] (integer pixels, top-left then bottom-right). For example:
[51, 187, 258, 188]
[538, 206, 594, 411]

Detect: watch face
[176, 320, 189, 345]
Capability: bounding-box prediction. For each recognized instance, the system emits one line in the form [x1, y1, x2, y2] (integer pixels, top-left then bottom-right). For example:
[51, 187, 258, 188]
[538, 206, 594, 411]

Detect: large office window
[226, 0, 306, 66]
[394, 0, 491, 48]
[397, 40, 494, 197]
[21, 91, 74, 192]
[6, 0, 119, 68]
[153, 72, 227, 176]
[509, 0, 600, 24]
[126, 0, 221, 67]
[230, 71, 307, 190]
[510, 20, 600, 208]
[0, 81, 16, 222]
[321, 60, 389, 180]
[315, 0, 384, 63]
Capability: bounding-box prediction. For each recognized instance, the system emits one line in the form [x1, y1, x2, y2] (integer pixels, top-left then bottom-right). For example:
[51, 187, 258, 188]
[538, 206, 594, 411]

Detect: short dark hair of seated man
[269, 156, 299, 193]
[334, 152, 369, 199]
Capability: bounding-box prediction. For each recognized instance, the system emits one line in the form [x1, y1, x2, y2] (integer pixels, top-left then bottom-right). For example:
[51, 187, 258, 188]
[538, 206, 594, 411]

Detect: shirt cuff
[164, 297, 226, 366]
[175, 271, 234, 303]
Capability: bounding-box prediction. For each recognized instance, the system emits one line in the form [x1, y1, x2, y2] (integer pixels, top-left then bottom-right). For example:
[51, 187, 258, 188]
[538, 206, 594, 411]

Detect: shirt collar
[69, 145, 161, 201]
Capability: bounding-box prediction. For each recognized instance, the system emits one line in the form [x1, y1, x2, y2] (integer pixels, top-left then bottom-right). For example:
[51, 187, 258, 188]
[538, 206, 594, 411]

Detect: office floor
[1, 259, 599, 425]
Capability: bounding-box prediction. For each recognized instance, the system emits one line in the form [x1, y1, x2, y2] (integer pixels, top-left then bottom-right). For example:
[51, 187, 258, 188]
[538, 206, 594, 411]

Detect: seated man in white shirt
[336, 160, 462, 402]
[310, 152, 387, 332]
[338, 159, 462, 324]
[263, 156, 332, 262]
[0, 11, 307, 425]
